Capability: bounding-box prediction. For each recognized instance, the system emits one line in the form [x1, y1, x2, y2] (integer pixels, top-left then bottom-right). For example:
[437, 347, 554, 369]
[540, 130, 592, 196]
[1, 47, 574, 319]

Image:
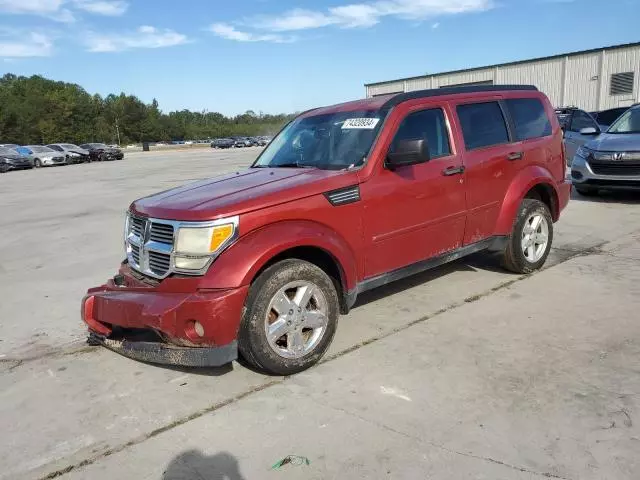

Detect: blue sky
[1, 0, 639, 115]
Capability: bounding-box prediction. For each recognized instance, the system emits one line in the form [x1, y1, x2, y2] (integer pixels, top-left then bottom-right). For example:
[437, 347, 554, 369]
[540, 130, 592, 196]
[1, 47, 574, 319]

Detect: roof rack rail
[382, 84, 538, 110]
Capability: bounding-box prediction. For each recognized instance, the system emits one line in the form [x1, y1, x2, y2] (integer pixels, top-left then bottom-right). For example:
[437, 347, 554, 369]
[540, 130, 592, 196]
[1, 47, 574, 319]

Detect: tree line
[0, 74, 295, 145]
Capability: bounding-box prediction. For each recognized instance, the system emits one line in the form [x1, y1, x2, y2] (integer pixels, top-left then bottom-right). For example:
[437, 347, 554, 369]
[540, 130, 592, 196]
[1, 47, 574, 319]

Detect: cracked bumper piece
[82, 270, 248, 367]
[89, 332, 237, 367]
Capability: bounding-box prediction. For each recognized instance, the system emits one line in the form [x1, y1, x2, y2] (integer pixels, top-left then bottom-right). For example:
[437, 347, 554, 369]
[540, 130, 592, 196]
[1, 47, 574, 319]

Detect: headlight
[174, 217, 238, 271]
[576, 146, 592, 159]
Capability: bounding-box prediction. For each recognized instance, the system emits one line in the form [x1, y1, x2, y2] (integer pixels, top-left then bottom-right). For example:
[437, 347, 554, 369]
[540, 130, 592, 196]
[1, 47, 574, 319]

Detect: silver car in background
[21, 145, 66, 168]
[47, 143, 91, 164]
[556, 107, 601, 163]
[571, 105, 640, 195]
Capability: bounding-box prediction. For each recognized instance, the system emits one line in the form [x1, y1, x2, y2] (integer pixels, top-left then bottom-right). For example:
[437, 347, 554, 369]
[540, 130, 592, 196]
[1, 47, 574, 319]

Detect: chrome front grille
[148, 251, 171, 275]
[131, 216, 144, 237]
[149, 223, 174, 244]
[126, 215, 174, 279]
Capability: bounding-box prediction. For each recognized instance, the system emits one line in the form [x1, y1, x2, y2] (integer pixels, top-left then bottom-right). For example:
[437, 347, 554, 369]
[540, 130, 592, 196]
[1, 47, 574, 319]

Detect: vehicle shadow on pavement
[354, 253, 510, 309]
[162, 449, 246, 480]
[570, 189, 640, 204]
[146, 362, 234, 377]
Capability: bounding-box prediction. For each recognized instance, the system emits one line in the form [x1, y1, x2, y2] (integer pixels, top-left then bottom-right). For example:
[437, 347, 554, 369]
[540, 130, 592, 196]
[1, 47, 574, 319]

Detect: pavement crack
[39, 378, 285, 480]
[302, 395, 570, 480]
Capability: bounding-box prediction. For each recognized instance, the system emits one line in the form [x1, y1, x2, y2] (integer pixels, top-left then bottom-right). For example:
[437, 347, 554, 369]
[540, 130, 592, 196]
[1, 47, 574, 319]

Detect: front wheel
[502, 199, 553, 274]
[238, 259, 339, 375]
[34, 159, 42, 168]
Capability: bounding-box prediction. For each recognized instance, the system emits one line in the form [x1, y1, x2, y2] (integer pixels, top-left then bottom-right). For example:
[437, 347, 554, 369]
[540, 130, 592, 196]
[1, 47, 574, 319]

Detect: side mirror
[386, 139, 430, 170]
[580, 127, 599, 135]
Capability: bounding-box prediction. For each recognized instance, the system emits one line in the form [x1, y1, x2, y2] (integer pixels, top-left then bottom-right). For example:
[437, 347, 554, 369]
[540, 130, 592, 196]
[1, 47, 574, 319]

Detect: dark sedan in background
[79, 143, 124, 161]
[211, 138, 235, 149]
[0, 146, 33, 172]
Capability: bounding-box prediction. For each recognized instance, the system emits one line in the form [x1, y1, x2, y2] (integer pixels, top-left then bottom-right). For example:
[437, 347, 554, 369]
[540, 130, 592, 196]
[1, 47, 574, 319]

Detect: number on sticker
[342, 118, 380, 130]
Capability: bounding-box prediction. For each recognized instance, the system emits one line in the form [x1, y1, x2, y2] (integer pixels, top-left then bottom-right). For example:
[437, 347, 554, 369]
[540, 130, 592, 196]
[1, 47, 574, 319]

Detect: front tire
[238, 259, 339, 375]
[502, 199, 553, 274]
[34, 158, 42, 168]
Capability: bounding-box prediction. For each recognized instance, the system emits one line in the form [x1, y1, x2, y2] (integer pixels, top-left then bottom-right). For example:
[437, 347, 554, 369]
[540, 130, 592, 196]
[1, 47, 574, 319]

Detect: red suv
[83, 85, 570, 375]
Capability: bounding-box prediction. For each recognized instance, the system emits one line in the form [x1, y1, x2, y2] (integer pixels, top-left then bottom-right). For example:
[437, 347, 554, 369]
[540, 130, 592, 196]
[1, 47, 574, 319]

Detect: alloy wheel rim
[264, 280, 328, 359]
[521, 213, 549, 263]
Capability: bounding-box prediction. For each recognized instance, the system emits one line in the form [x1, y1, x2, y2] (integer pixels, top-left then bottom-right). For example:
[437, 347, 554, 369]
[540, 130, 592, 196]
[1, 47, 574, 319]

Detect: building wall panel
[600, 47, 640, 109]
[496, 58, 564, 106]
[564, 52, 600, 111]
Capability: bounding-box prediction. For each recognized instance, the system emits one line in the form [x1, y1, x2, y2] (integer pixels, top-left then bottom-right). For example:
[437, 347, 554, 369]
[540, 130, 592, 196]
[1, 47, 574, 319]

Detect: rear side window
[505, 98, 552, 141]
[457, 102, 509, 150]
[569, 110, 597, 132]
[390, 108, 451, 158]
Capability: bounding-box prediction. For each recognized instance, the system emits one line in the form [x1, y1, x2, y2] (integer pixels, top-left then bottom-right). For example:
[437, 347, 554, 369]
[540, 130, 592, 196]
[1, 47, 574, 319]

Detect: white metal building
[365, 42, 640, 112]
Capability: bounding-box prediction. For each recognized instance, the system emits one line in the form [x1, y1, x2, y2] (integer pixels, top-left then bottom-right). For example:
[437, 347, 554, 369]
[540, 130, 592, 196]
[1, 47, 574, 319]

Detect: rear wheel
[502, 199, 553, 274]
[238, 259, 339, 375]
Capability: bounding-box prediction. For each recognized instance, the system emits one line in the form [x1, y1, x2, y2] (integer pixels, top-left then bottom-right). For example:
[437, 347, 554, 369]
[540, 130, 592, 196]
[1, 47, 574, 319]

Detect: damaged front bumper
[82, 264, 248, 367]
[88, 332, 237, 367]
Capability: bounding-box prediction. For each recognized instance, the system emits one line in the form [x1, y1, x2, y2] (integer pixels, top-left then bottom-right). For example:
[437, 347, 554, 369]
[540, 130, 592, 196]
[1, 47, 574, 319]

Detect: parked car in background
[590, 107, 633, 132]
[18, 145, 66, 168]
[571, 104, 640, 195]
[555, 107, 601, 163]
[0, 143, 20, 150]
[0, 146, 33, 172]
[47, 143, 91, 164]
[212, 138, 235, 149]
[234, 137, 253, 148]
[79, 143, 124, 161]
[82, 84, 570, 375]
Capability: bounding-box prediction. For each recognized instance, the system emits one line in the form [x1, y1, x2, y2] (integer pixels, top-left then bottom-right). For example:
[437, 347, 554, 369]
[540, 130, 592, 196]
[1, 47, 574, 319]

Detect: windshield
[29, 146, 55, 153]
[253, 110, 384, 170]
[0, 147, 17, 156]
[608, 108, 640, 134]
[62, 144, 80, 149]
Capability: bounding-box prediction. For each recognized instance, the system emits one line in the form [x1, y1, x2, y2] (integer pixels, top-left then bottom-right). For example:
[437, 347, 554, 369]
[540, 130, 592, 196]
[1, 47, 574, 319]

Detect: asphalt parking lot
[1, 148, 640, 480]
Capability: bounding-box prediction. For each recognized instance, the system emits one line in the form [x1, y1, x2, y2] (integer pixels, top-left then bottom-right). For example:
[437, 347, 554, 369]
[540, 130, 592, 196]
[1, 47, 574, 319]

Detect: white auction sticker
[342, 118, 380, 130]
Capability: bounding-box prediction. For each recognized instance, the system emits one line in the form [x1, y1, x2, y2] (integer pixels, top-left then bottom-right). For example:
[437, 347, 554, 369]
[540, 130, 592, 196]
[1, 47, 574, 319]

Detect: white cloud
[248, 0, 493, 32]
[0, 0, 64, 14]
[72, 0, 128, 16]
[85, 25, 190, 52]
[0, 31, 53, 57]
[431, 22, 439, 28]
[0, 0, 128, 19]
[208, 23, 295, 43]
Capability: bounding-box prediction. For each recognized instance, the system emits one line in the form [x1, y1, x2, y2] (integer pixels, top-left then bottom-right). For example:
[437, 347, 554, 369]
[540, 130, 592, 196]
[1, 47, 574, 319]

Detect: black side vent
[324, 185, 361, 206]
[610, 72, 634, 96]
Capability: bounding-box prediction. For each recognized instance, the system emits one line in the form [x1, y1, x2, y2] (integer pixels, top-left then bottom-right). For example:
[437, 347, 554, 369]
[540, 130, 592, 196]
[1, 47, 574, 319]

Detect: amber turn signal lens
[210, 224, 234, 251]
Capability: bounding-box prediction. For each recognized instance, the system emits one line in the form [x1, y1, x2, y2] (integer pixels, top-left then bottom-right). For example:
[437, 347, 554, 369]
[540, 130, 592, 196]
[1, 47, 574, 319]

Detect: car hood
[131, 167, 355, 221]
[586, 133, 640, 151]
[70, 149, 90, 155]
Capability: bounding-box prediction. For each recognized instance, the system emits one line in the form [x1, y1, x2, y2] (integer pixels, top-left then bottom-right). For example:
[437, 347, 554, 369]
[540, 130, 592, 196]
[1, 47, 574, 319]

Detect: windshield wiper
[271, 162, 316, 168]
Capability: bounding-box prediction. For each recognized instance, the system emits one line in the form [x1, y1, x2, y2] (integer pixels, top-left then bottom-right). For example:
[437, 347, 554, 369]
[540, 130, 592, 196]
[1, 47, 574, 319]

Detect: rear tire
[238, 259, 339, 375]
[502, 199, 553, 274]
[575, 185, 598, 196]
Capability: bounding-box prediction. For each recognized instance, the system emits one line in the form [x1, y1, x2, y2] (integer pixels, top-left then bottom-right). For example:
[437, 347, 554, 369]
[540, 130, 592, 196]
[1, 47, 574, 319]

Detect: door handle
[442, 166, 465, 176]
[507, 152, 524, 161]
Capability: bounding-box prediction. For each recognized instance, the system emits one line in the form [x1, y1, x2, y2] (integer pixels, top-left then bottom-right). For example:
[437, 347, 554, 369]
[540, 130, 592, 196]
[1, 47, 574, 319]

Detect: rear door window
[390, 108, 451, 159]
[505, 98, 552, 141]
[457, 102, 509, 150]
